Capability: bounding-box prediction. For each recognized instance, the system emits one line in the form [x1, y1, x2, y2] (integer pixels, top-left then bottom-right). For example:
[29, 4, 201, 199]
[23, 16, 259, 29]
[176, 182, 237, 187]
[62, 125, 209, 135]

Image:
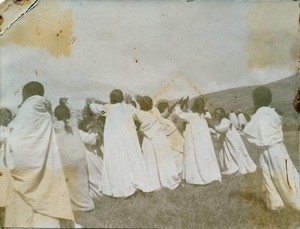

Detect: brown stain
[245, 3, 299, 69]
[0, 0, 74, 57]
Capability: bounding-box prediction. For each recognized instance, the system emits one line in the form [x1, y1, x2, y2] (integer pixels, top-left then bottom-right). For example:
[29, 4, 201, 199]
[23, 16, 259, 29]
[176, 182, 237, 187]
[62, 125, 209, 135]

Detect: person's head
[191, 97, 205, 114]
[252, 86, 272, 109]
[22, 81, 44, 102]
[230, 110, 235, 113]
[214, 107, 226, 122]
[157, 102, 169, 113]
[140, 96, 153, 111]
[0, 108, 13, 126]
[54, 104, 73, 134]
[110, 89, 124, 104]
[204, 107, 208, 112]
[238, 109, 242, 114]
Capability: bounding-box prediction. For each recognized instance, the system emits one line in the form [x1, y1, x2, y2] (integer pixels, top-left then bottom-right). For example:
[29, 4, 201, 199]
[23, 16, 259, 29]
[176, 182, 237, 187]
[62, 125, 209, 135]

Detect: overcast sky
[1, 0, 298, 111]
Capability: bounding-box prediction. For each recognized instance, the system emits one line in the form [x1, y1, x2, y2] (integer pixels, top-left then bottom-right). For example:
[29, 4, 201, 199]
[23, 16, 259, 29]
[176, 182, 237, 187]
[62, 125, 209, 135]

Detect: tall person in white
[174, 97, 221, 185]
[88, 89, 155, 197]
[244, 86, 300, 211]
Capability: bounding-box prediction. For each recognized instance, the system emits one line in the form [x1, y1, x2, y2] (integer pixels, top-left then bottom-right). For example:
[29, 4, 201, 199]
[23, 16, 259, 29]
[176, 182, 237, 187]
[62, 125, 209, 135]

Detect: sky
[0, 0, 299, 111]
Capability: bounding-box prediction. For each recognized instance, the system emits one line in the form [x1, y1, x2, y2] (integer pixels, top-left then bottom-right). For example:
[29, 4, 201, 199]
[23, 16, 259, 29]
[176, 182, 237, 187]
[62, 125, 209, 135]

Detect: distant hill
[203, 74, 299, 130]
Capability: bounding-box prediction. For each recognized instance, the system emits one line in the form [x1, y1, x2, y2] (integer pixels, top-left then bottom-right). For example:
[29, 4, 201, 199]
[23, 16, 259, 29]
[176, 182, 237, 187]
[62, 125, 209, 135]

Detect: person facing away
[173, 97, 221, 185]
[237, 110, 248, 131]
[4, 81, 74, 227]
[88, 89, 155, 197]
[213, 107, 256, 176]
[228, 110, 239, 130]
[135, 96, 180, 190]
[0, 108, 13, 209]
[243, 86, 300, 211]
[54, 99, 94, 212]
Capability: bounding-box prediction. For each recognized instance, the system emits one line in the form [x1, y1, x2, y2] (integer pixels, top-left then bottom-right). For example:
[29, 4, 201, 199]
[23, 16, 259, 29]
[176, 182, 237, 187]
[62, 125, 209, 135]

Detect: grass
[1, 131, 298, 228]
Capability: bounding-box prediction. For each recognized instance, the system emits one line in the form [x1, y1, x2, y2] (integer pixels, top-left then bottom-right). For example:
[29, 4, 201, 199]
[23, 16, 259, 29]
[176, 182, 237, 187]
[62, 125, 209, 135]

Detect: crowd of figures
[0, 81, 299, 228]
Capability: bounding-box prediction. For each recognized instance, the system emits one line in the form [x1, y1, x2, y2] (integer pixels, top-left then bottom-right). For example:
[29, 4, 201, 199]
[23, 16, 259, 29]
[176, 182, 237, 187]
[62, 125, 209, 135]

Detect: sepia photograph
[0, 0, 299, 228]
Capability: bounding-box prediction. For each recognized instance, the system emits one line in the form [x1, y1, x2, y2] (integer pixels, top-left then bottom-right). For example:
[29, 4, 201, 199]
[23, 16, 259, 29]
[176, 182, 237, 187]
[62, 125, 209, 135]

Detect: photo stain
[245, 2, 299, 70]
[0, 0, 74, 57]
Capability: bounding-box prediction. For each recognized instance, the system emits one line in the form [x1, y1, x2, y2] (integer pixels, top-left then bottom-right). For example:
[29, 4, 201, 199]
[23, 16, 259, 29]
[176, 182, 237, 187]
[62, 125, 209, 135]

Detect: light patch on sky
[0, 0, 298, 112]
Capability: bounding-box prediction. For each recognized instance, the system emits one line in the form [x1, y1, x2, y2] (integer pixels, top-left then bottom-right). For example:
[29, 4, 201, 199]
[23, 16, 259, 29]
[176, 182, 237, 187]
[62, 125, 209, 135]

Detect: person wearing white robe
[173, 98, 221, 185]
[244, 86, 300, 211]
[89, 89, 155, 197]
[238, 110, 248, 131]
[79, 129, 103, 199]
[0, 108, 12, 209]
[136, 96, 180, 190]
[204, 107, 212, 120]
[228, 111, 239, 130]
[151, 105, 184, 177]
[213, 107, 256, 175]
[54, 99, 94, 212]
[4, 82, 74, 227]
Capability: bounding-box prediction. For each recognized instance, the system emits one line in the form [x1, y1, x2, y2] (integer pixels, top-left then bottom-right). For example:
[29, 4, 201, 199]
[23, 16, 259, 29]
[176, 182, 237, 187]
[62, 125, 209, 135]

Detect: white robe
[54, 116, 94, 212]
[4, 95, 74, 227]
[228, 112, 239, 130]
[79, 130, 103, 199]
[152, 107, 184, 176]
[0, 126, 10, 208]
[215, 118, 256, 175]
[238, 112, 248, 129]
[136, 109, 180, 190]
[244, 106, 300, 211]
[174, 107, 221, 185]
[90, 102, 155, 197]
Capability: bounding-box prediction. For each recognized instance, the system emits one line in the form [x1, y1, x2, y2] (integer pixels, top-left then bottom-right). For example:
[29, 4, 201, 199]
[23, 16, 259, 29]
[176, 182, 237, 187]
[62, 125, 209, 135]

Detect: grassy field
[0, 131, 298, 228]
[74, 130, 300, 229]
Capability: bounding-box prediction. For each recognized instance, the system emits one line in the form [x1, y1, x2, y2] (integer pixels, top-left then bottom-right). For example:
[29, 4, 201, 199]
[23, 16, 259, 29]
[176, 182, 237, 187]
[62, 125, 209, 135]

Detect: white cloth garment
[90, 102, 155, 197]
[244, 106, 300, 211]
[174, 106, 221, 185]
[238, 112, 248, 129]
[205, 111, 212, 120]
[0, 125, 10, 208]
[229, 112, 239, 130]
[4, 95, 74, 227]
[152, 107, 184, 176]
[79, 130, 103, 199]
[54, 103, 94, 212]
[136, 109, 180, 190]
[215, 118, 256, 175]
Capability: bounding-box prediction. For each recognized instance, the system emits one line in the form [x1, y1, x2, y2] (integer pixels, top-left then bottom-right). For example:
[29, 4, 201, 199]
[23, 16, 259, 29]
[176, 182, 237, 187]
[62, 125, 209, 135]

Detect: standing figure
[5, 82, 74, 227]
[174, 98, 221, 185]
[228, 110, 239, 130]
[54, 99, 94, 211]
[0, 108, 13, 209]
[237, 110, 248, 131]
[89, 89, 155, 197]
[244, 86, 300, 211]
[213, 107, 256, 175]
[136, 96, 180, 190]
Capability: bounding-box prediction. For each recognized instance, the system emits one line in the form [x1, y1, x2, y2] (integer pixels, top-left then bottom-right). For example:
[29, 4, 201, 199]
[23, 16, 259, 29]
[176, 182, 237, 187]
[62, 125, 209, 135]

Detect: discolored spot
[245, 2, 299, 70]
[0, 0, 74, 57]
[0, 15, 3, 26]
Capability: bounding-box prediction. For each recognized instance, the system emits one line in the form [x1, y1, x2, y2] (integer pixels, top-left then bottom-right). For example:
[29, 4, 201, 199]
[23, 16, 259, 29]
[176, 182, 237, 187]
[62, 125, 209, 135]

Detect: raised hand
[59, 97, 68, 105]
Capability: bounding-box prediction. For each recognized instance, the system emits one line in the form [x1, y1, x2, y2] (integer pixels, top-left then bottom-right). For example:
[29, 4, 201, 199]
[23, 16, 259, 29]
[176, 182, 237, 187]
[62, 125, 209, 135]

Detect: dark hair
[191, 97, 205, 114]
[130, 100, 137, 108]
[54, 104, 73, 134]
[0, 108, 13, 126]
[110, 89, 124, 104]
[23, 81, 44, 97]
[157, 102, 169, 113]
[214, 107, 226, 118]
[252, 86, 272, 109]
[140, 96, 153, 111]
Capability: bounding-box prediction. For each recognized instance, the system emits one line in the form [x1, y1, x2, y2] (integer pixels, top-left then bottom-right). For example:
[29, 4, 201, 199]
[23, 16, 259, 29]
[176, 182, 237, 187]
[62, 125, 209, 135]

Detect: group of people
[0, 81, 299, 227]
